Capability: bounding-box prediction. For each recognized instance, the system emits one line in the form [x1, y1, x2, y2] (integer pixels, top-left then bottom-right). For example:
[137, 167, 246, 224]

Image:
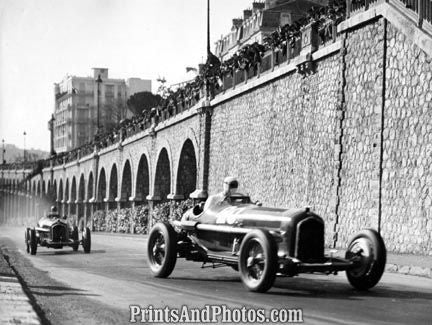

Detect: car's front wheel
[82, 227, 91, 253]
[146, 222, 177, 278]
[238, 229, 277, 293]
[29, 228, 37, 255]
[71, 226, 79, 251]
[25, 228, 30, 253]
[345, 229, 386, 290]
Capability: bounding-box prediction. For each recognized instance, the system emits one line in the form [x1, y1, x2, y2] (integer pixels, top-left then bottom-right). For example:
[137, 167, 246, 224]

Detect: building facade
[53, 68, 150, 153]
[214, 0, 325, 61]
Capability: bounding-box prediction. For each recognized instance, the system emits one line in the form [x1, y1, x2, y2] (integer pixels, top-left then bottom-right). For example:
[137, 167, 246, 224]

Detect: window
[105, 85, 114, 97]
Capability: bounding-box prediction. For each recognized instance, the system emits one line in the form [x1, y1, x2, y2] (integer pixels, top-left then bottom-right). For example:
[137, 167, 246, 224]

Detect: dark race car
[146, 193, 386, 293]
[25, 209, 91, 255]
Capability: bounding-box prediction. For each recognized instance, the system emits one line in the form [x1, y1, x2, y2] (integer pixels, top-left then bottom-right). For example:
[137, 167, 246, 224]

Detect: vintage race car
[146, 194, 386, 293]
[25, 211, 91, 255]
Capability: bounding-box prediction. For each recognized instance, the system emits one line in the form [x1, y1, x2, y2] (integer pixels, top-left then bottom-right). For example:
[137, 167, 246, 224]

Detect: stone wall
[209, 53, 343, 244]
[381, 24, 432, 254]
[337, 19, 385, 246]
[209, 17, 432, 254]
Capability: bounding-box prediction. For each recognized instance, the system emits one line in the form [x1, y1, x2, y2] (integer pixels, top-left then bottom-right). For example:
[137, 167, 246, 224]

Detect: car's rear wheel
[71, 226, 79, 251]
[147, 222, 177, 278]
[29, 228, 37, 255]
[345, 229, 386, 290]
[238, 229, 277, 293]
[82, 227, 91, 253]
[25, 228, 30, 253]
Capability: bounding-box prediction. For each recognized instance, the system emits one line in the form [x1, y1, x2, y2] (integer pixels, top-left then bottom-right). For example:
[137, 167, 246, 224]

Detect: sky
[0, 0, 254, 151]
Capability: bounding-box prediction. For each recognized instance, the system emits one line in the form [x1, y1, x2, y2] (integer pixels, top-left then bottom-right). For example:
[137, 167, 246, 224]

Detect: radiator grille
[52, 224, 67, 242]
[295, 217, 324, 261]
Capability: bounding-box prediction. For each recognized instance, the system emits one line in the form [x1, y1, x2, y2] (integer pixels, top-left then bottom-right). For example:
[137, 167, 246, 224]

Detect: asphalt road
[1, 226, 431, 325]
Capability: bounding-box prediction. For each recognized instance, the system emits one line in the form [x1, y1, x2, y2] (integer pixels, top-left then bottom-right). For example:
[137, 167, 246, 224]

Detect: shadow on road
[28, 284, 100, 298]
[28, 286, 100, 297]
[168, 274, 432, 301]
[272, 276, 432, 301]
[35, 249, 106, 256]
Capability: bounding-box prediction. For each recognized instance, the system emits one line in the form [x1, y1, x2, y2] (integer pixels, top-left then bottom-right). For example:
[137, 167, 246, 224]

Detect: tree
[127, 91, 162, 116]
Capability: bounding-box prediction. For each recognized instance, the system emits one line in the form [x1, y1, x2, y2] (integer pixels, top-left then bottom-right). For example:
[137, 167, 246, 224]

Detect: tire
[25, 228, 30, 254]
[71, 226, 79, 251]
[82, 227, 91, 253]
[29, 228, 37, 255]
[146, 222, 177, 278]
[238, 229, 277, 293]
[345, 229, 386, 290]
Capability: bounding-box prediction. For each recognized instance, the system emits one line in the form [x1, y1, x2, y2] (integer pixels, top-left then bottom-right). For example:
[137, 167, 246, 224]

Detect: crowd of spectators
[19, 1, 348, 170]
[90, 199, 193, 234]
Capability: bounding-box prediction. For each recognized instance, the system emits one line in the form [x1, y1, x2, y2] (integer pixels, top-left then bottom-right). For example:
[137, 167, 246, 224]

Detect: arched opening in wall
[37, 181, 41, 196]
[109, 165, 118, 210]
[42, 181, 46, 196]
[58, 179, 64, 215]
[71, 177, 77, 215]
[87, 172, 94, 219]
[47, 180, 51, 198]
[136, 154, 150, 206]
[32, 181, 36, 195]
[53, 180, 58, 205]
[78, 174, 85, 226]
[154, 148, 171, 202]
[121, 160, 132, 208]
[97, 168, 107, 211]
[64, 179, 69, 203]
[176, 139, 197, 200]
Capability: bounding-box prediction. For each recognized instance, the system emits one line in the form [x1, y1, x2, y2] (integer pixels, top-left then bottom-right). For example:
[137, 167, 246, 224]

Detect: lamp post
[48, 114, 56, 156]
[1, 139, 5, 164]
[95, 74, 103, 135]
[23, 131, 26, 163]
[207, 0, 210, 56]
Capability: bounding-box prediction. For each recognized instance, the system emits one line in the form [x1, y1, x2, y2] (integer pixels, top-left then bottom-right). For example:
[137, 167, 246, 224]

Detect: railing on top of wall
[347, 0, 432, 27]
[0, 161, 39, 171]
[214, 22, 339, 96]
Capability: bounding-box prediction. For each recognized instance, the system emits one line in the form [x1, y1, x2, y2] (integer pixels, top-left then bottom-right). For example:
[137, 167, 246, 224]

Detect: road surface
[1, 226, 431, 324]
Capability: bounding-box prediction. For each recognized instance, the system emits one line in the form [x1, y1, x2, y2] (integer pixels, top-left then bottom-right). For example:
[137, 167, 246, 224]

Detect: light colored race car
[25, 208, 91, 255]
[146, 193, 386, 293]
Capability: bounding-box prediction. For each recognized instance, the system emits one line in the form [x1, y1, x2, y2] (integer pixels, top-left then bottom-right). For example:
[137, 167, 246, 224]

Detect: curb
[0, 253, 41, 325]
[385, 263, 432, 279]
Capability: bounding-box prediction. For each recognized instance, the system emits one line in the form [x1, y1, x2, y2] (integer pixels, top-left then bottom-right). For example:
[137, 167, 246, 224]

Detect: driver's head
[223, 177, 239, 196]
[50, 205, 57, 213]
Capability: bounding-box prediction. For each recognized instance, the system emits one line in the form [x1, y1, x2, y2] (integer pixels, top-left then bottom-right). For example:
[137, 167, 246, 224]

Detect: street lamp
[95, 74, 103, 134]
[207, 0, 210, 56]
[23, 131, 26, 162]
[48, 114, 56, 156]
[1, 139, 5, 164]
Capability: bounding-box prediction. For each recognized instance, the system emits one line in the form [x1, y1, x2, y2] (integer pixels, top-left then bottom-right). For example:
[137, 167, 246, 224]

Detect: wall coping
[210, 40, 342, 107]
[338, 2, 432, 55]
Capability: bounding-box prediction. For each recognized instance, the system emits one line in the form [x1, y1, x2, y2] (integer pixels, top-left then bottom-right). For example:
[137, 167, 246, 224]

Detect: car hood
[38, 216, 68, 228]
[212, 203, 307, 229]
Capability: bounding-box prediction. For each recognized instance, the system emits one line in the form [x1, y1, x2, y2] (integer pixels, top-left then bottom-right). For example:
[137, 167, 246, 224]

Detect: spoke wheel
[82, 227, 91, 253]
[146, 223, 177, 278]
[345, 229, 386, 290]
[239, 229, 277, 293]
[71, 226, 79, 251]
[25, 228, 30, 254]
[29, 228, 37, 255]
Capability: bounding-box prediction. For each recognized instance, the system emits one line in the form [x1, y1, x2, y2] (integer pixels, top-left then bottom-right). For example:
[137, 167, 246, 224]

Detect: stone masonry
[1, 8, 432, 255]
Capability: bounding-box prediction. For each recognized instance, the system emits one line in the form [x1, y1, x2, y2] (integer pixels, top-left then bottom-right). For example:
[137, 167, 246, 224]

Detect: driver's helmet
[50, 205, 57, 213]
[223, 177, 239, 196]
